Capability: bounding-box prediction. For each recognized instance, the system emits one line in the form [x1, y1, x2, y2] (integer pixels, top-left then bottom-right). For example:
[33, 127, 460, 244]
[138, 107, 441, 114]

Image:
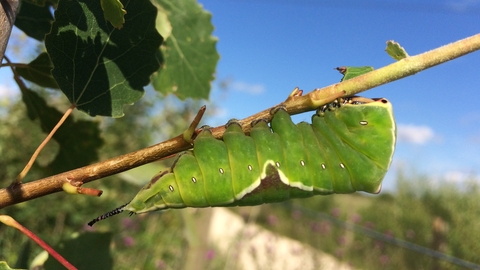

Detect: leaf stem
[0, 215, 78, 270]
[13, 105, 76, 185]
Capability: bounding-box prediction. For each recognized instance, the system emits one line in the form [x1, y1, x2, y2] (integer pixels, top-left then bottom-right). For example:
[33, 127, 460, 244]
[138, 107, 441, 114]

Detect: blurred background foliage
[1, 0, 479, 269]
[0, 87, 221, 269]
[1, 89, 479, 269]
[1, 51, 479, 270]
[252, 174, 480, 270]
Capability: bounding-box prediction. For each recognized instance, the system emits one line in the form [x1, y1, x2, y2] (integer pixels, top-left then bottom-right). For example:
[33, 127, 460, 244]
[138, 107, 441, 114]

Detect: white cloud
[231, 81, 265, 95]
[204, 107, 230, 127]
[443, 171, 472, 183]
[397, 124, 435, 145]
[445, 0, 480, 12]
[436, 171, 480, 188]
[0, 83, 18, 100]
[211, 107, 228, 119]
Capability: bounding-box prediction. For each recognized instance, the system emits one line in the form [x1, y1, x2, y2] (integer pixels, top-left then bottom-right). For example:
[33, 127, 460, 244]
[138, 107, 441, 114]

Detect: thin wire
[285, 204, 480, 269]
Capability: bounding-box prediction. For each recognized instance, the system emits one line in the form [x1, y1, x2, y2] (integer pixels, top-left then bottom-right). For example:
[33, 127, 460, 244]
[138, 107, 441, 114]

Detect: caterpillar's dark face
[124, 97, 396, 214]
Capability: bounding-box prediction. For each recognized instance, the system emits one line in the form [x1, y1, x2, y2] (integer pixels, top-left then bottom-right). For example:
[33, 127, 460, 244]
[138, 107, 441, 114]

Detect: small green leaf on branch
[386, 40, 409, 60]
[335, 66, 374, 81]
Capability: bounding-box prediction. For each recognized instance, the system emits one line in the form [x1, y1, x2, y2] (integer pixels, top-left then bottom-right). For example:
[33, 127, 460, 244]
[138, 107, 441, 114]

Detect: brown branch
[0, 33, 479, 209]
[1, 133, 192, 208]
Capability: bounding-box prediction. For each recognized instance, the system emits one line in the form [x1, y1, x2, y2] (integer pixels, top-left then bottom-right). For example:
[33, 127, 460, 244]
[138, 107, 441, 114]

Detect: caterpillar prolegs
[88, 97, 396, 226]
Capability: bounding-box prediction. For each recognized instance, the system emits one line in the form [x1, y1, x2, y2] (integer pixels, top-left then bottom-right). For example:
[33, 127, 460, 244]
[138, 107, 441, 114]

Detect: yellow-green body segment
[127, 97, 396, 214]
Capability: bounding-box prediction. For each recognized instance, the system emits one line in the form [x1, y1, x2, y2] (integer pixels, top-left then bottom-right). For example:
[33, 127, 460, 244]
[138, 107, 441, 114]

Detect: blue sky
[1, 1, 479, 192]
[198, 0, 480, 190]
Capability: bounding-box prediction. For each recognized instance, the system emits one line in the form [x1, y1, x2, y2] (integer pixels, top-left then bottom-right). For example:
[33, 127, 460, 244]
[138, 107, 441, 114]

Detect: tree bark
[0, 0, 20, 60]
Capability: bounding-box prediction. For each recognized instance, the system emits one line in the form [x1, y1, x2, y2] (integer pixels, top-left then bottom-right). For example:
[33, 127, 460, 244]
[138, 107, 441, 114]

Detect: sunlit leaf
[386, 40, 409, 61]
[45, 0, 163, 117]
[16, 53, 59, 89]
[100, 0, 126, 29]
[152, 0, 219, 100]
[155, 5, 172, 40]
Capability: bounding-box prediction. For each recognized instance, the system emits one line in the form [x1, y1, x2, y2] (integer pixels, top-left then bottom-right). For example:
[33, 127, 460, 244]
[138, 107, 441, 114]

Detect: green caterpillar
[88, 96, 396, 226]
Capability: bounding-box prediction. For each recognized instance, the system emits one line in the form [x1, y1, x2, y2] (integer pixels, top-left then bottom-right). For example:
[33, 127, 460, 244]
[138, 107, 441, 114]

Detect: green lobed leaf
[152, 0, 219, 100]
[43, 232, 113, 270]
[100, 0, 127, 29]
[45, 0, 163, 117]
[335, 66, 374, 81]
[16, 52, 59, 89]
[21, 88, 103, 174]
[14, 1, 53, 41]
[386, 40, 409, 61]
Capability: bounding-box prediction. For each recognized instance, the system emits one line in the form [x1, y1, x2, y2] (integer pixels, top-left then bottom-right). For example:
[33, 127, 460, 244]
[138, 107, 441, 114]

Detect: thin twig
[13, 105, 76, 185]
[0, 33, 479, 209]
[5, 55, 78, 185]
[183, 105, 206, 142]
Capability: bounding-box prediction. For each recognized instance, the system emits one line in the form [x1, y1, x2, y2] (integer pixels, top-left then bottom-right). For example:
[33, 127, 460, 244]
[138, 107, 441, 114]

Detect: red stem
[0, 215, 77, 270]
